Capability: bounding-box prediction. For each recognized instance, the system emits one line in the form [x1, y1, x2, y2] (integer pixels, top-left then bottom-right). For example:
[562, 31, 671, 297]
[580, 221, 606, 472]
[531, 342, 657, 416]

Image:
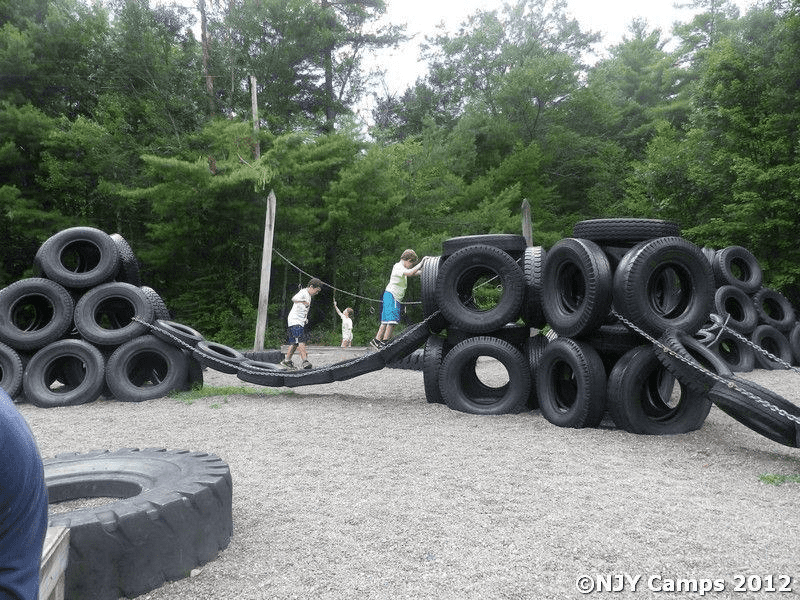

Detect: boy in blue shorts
[370, 250, 427, 349]
[282, 278, 323, 370]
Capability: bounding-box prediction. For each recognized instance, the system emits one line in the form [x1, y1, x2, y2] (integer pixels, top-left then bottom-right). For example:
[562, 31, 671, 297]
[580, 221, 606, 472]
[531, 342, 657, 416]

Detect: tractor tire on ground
[0, 278, 75, 351]
[607, 345, 712, 435]
[439, 336, 530, 415]
[541, 237, 613, 338]
[105, 335, 189, 402]
[45, 448, 233, 600]
[435, 244, 524, 333]
[36, 226, 121, 289]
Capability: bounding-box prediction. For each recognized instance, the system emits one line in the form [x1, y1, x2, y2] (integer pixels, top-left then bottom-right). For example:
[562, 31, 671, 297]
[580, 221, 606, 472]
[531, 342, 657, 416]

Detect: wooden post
[250, 74, 260, 159]
[254, 189, 276, 350]
[521, 198, 533, 246]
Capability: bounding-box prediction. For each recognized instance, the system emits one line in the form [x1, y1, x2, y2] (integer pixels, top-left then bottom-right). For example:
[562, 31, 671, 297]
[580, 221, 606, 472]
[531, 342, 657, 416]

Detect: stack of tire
[421, 221, 800, 447]
[698, 245, 799, 373]
[0, 226, 203, 407]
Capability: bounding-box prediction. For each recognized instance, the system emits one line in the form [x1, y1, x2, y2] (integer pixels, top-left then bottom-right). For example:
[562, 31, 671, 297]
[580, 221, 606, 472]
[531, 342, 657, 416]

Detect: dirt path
[20, 349, 800, 600]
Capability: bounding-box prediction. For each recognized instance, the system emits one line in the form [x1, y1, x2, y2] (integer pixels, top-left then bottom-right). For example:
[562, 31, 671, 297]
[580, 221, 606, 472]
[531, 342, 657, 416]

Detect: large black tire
[713, 284, 758, 334]
[23, 339, 105, 407]
[521, 246, 547, 328]
[110, 233, 142, 286]
[192, 341, 246, 375]
[446, 324, 530, 349]
[141, 286, 171, 321]
[74, 282, 154, 347]
[750, 324, 793, 370]
[379, 320, 432, 364]
[151, 319, 205, 349]
[439, 336, 530, 415]
[45, 448, 233, 600]
[711, 245, 762, 293]
[709, 377, 800, 447]
[242, 349, 284, 364]
[541, 237, 613, 338]
[654, 328, 733, 394]
[329, 351, 386, 381]
[0, 278, 75, 351]
[612, 236, 714, 336]
[420, 256, 441, 318]
[36, 226, 121, 289]
[525, 334, 549, 409]
[607, 345, 712, 435]
[752, 287, 795, 332]
[790, 322, 800, 365]
[441, 234, 527, 260]
[709, 329, 756, 373]
[422, 334, 448, 404]
[387, 347, 424, 371]
[435, 244, 524, 333]
[572, 218, 681, 245]
[0, 341, 24, 398]
[536, 337, 607, 428]
[237, 359, 285, 387]
[105, 335, 190, 401]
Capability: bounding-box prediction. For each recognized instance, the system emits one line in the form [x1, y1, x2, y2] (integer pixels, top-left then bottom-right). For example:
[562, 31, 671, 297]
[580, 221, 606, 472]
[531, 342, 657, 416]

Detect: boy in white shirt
[282, 278, 322, 369]
[334, 300, 354, 347]
[370, 249, 426, 349]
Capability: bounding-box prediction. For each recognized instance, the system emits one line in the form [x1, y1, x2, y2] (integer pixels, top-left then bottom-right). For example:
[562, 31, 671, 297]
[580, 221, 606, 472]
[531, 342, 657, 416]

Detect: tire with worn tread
[106, 335, 189, 401]
[536, 337, 607, 428]
[24, 339, 105, 407]
[435, 244, 524, 333]
[752, 287, 795, 332]
[45, 448, 233, 600]
[441, 234, 526, 260]
[74, 282, 154, 347]
[439, 336, 530, 415]
[607, 345, 712, 434]
[750, 324, 793, 370]
[141, 286, 171, 320]
[36, 226, 121, 289]
[0, 341, 24, 398]
[0, 278, 75, 351]
[713, 284, 758, 334]
[521, 246, 547, 327]
[711, 245, 762, 293]
[572, 218, 680, 244]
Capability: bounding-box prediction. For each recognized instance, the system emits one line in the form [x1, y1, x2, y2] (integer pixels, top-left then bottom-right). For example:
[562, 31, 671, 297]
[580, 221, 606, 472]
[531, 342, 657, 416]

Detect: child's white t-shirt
[287, 288, 312, 326]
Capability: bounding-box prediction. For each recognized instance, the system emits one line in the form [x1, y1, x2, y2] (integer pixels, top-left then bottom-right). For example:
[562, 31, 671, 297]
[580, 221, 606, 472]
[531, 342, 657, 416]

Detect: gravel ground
[19, 348, 800, 600]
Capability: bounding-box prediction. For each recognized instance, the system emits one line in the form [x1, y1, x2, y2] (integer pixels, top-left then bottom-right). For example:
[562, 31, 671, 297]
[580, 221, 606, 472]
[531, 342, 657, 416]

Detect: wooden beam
[521, 198, 533, 246]
[254, 189, 276, 350]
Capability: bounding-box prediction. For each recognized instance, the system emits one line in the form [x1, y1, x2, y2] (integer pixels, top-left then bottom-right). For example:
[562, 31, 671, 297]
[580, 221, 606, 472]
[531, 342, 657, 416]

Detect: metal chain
[610, 310, 800, 426]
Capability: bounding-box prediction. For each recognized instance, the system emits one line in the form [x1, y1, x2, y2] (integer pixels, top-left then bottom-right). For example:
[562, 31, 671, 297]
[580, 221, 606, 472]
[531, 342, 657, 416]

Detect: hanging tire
[752, 287, 795, 332]
[612, 236, 714, 336]
[435, 244, 524, 333]
[607, 345, 712, 435]
[105, 335, 189, 401]
[708, 377, 800, 447]
[0, 341, 24, 398]
[421, 256, 441, 318]
[439, 336, 530, 415]
[441, 234, 527, 260]
[521, 246, 547, 328]
[151, 319, 205, 349]
[36, 226, 121, 289]
[0, 278, 75, 351]
[422, 334, 448, 404]
[711, 245, 762, 293]
[525, 334, 549, 409]
[23, 339, 105, 408]
[572, 218, 681, 244]
[654, 328, 733, 394]
[709, 329, 756, 373]
[192, 341, 246, 375]
[750, 324, 793, 370]
[541, 237, 613, 338]
[713, 284, 758, 334]
[536, 337, 607, 428]
[110, 233, 142, 286]
[45, 448, 232, 600]
[74, 282, 154, 347]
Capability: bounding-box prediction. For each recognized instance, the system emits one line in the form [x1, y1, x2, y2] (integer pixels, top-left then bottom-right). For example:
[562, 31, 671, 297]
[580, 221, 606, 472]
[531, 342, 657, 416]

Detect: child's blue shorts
[286, 325, 306, 345]
[380, 291, 401, 324]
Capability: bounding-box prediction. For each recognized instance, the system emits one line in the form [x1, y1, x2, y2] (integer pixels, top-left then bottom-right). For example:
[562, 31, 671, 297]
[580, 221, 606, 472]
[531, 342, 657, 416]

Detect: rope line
[272, 247, 421, 305]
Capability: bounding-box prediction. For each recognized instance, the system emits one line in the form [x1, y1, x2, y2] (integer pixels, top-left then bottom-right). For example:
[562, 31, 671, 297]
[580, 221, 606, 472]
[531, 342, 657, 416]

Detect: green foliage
[759, 473, 800, 486]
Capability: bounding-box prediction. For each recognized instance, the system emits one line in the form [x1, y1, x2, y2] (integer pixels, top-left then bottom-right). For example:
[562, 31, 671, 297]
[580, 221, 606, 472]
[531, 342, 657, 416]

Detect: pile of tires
[423, 221, 800, 446]
[0, 226, 203, 407]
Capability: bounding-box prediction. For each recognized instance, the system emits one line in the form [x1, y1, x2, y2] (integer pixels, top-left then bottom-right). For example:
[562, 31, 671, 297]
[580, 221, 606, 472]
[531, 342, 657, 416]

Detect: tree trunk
[199, 0, 215, 114]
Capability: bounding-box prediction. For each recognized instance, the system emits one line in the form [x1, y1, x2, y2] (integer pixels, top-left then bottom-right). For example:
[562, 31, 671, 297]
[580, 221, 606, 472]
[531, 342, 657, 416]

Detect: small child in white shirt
[333, 300, 354, 347]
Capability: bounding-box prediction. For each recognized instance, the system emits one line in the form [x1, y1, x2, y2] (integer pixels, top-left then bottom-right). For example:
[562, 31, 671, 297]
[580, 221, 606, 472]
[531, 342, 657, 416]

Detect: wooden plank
[39, 526, 69, 600]
[521, 198, 533, 246]
[254, 190, 276, 350]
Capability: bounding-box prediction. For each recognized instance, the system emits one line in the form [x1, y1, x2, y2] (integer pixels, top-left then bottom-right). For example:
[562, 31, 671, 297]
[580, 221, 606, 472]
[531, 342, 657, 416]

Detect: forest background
[1, 0, 798, 348]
